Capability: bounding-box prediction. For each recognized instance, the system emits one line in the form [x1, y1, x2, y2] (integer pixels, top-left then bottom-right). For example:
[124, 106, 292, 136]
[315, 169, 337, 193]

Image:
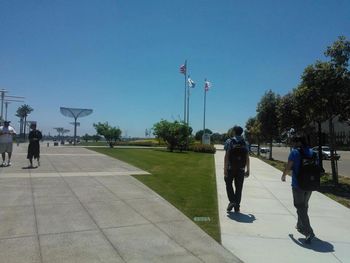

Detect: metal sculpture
[60, 107, 93, 145]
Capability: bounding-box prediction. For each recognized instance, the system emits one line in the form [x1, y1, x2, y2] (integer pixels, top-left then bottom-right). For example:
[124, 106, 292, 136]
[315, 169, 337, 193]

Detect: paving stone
[0, 206, 36, 238]
[40, 230, 124, 263]
[85, 200, 149, 228]
[36, 204, 97, 234]
[104, 224, 202, 263]
[0, 236, 40, 263]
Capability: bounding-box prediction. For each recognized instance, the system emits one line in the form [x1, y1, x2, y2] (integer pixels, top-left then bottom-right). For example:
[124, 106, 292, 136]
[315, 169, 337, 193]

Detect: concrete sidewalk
[215, 145, 350, 263]
[0, 143, 240, 263]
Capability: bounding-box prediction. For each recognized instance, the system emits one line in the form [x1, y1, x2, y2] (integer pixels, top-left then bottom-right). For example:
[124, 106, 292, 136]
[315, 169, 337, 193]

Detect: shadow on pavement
[22, 166, 38, 169]
[289, 234, 334, 253]
[227, 212, 256, 223]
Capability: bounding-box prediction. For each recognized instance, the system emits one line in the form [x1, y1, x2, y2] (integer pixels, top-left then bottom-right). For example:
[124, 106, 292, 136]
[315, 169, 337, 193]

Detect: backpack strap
[230, 137, 237, 146]
[230, 137, 245, 148]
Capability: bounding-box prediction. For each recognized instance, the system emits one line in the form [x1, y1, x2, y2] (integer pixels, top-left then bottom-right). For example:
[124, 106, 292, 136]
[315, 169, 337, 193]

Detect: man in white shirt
[0, 121, 17, 166]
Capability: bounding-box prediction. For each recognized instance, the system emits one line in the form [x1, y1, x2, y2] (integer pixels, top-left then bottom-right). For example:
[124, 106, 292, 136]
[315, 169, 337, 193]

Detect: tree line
[245, 36, 350, 184]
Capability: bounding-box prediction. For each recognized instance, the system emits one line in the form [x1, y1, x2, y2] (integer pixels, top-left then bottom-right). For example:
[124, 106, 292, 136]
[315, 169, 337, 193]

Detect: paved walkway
[215, 145, 350, 263]
[0, 143, 240, 263]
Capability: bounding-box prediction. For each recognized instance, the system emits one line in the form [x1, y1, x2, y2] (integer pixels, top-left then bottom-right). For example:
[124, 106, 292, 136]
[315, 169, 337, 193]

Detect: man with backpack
[281, 135, 320, 244]
[224, 125, 250, 213]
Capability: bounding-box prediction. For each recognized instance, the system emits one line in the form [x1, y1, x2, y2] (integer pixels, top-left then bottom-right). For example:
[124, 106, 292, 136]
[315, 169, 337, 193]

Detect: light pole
[0, 89, 24, 121]
[202, 79, 211, 144]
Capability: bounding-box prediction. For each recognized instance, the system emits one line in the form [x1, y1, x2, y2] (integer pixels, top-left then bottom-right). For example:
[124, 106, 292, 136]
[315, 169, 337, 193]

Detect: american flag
[179, 63, 186, 75]
[204, 80, 211, 91]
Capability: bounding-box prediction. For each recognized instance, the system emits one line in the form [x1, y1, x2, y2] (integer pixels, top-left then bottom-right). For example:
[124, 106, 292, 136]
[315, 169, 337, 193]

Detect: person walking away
[0, 121, 17, 166]
[281, 135, 317, 244]
[27, 122, 42, 168]
[224, 125, 250, 212]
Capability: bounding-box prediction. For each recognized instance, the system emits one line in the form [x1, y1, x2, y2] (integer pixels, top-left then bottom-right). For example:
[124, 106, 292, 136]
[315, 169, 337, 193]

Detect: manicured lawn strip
[257, 155, 350, 208]
[90, 148, 221, 242]
[79, 142, 108, 146]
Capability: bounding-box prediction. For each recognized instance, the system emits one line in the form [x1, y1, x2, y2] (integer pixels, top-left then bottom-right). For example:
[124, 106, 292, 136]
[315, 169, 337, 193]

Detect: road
[261, 146, 350, 178]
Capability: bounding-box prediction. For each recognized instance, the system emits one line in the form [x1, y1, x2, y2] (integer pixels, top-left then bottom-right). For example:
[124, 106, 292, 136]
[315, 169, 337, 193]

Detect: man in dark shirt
[27, 122, 42, 168]
[224, 125, 250, 212]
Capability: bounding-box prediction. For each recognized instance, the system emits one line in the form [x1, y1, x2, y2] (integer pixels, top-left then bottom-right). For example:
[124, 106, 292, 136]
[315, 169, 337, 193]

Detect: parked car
[260, 147, 270, 153]
[250, 144, 258, 152]
[312, 146, 340, 160]
[249, 145, 270, 154]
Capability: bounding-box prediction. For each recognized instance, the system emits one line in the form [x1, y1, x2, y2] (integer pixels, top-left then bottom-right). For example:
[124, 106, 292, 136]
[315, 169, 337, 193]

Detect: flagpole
[187, 75, 190, 125]
[183, 60, 187, 124]
[203, 80, 207, 133]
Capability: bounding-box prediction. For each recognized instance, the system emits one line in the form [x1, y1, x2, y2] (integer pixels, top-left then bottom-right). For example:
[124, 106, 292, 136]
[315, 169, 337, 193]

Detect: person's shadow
[22, 166, 38, 169]
[227, 212, 256, 223]
[289, 234, 334, 253]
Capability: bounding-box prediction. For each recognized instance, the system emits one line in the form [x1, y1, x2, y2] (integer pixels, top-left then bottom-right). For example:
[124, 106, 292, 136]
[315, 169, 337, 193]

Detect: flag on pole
[180, 63, 186, 74]
[204, 80, 211, 91]
[188, 77, 196, 88]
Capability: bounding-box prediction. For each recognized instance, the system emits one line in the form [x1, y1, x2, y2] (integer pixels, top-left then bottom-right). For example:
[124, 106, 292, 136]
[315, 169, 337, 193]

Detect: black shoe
[295, 225, 307, 236]
[227, 202, 235, 212]
[234, 206, 240, 213]
[305, 233, 315, 244]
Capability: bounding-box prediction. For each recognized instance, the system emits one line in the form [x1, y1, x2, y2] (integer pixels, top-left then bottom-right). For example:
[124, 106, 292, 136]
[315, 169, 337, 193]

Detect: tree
[16, 104, 33, 139]
[277, 91, 307, 134]
[325, 36, 350, 126]
[211, 133, 224, 144]
[81, 134, 91, 143]
[153, 120, 192, 152]
[245, 117, 262, 156]
[92, 134, 101, 142]
[298, 36, 350, 183]
[194, 129, 212, 141]
[15, 110, 24, 136]
[256, 90, 280, 159]
[93, 122, 121, 147]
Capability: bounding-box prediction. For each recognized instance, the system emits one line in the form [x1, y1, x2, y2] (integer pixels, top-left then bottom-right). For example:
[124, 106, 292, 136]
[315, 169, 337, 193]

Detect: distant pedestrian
[224, 125, 250, 212]
[27, 122, 42, 168]
[281, 135, 316, 244]
[0, 121, 17, 166]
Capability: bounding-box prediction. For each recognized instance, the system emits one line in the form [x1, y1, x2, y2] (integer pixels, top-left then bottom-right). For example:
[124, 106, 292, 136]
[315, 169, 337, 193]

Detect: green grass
[79, 141, 108, 146]
[319, 175, 350, 208]
[256, 154, 350, 209]
[90, 148, 221, 242]
[79, 139, 166, 147]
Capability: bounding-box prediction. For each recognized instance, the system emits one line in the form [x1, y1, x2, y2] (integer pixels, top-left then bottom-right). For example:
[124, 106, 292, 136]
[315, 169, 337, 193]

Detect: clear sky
[1, 0, 349, 138]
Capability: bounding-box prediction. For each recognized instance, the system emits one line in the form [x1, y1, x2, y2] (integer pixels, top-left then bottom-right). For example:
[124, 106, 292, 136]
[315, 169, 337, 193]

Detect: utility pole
[0, 89, 25, 121]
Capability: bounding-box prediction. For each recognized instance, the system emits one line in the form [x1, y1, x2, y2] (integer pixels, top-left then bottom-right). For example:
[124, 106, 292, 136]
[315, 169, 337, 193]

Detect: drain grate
[193, 217, 211, 222]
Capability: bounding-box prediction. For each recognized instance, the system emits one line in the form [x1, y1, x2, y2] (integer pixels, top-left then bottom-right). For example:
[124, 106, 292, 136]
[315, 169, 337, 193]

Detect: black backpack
[228, 138, 248, 171]
[297, 149, 321, 191]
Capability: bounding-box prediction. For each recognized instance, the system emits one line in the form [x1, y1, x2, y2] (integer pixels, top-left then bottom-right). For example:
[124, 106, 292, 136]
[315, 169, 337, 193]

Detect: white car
[312, 146, 340, 160]
[260, 147, 270, 153]
[250, 145, 270, 154]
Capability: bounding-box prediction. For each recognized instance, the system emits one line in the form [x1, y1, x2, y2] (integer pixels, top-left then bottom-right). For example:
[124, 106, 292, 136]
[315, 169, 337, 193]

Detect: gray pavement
[0, 143, 240, 263]
[215, 145, 350, 263]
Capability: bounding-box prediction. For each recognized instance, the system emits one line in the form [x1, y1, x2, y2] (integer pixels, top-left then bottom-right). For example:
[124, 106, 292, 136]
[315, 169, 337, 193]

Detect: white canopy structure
[60, 107, 93, 145]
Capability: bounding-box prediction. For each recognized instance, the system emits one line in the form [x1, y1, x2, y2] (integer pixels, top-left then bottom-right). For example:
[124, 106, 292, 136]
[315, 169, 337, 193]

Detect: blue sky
[1, 0, 349, 138]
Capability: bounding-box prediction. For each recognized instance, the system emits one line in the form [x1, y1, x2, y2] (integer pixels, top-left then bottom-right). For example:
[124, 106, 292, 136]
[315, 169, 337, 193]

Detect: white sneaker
[37, 160, 40, 167]
[1, 162, 6, 166]
[7, 161, 11, 166]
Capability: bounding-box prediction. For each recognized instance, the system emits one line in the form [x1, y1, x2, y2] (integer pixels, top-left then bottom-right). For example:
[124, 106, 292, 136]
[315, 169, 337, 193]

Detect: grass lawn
[256, 154, 350, 209]
[90, 148, 221, 243]
[79, 142, 108, 146]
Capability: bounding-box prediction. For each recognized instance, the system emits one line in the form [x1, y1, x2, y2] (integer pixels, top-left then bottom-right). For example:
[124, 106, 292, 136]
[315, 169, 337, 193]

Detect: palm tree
[16, 104, 33, 139]
[16, 109, 24, 136]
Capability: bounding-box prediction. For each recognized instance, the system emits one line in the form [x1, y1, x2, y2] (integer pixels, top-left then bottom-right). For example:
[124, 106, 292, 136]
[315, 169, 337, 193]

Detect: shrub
[189, 144, 216, 154]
